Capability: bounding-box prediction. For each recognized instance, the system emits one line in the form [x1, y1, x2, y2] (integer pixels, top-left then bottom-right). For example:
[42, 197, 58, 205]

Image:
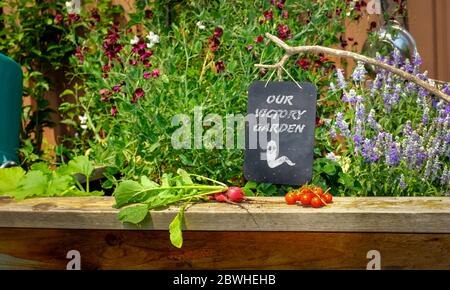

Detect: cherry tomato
[324, 193, 333, 203]
[293, 191, 302, 202]
[300, 188, 313, 196]
[285, 192, 296, 205]
[299, 193, 312, 205]
[311, 186, 323, 196]
[310, 196, 323, 208]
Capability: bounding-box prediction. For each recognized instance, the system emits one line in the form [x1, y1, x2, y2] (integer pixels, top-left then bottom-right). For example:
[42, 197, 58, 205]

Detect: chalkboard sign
[244, 81, 317, 186]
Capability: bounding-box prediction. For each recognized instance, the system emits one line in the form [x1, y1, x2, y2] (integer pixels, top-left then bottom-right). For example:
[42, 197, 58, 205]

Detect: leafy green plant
[58, 0, 353, 187]
[113, 169, 227, 248]
[0, 156, 103, 199]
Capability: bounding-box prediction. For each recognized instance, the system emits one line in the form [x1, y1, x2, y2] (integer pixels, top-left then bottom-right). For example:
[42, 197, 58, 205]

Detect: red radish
[214, 193, 228, 203]
[226, 187, 245, 203]
[208, 195, 216, 200]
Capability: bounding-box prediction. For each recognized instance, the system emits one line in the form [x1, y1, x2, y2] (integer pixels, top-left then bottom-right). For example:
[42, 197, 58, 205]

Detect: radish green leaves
[113, 169, 227, 248]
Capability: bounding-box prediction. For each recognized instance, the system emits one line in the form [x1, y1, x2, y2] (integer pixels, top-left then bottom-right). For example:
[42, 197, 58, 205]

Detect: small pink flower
[102, 74, 109, 79]
[112, 85, 121, 92]
[282, 11, 289, 19]
[129, 59, 138, 66]
[151, 69, 160, 77]
[143, 72, 151, 79]
[100, 96, 109, 102]
[99, 89, 110, 95]
[246, 45, 253, 51]
[111, 106, 118, 116]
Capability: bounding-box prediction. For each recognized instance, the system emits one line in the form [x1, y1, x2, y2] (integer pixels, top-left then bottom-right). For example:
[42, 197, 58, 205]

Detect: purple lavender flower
[351, 61, 367, 82]
[336, 68, 347, 89]
[367, 109, 382, 131]
[330, 126, 337, 138]
[392, 49, 402, 68]
[335, 112, 351, 137]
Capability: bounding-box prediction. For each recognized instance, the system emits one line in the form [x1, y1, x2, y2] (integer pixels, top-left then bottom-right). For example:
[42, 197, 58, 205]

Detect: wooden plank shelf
[0, 196, 449, 269]
[0, 196, 449, 233]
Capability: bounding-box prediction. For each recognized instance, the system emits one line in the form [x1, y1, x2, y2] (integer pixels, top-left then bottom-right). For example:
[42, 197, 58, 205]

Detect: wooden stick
[255, 33, 450, 103]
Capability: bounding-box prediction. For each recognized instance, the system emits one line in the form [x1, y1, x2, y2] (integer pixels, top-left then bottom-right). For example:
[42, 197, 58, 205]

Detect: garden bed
[0, 196, 449, 269]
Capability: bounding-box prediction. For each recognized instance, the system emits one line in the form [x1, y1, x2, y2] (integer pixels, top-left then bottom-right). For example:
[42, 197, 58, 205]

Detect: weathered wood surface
[0, 196, 449, 233]
[0, 229, 449, 270]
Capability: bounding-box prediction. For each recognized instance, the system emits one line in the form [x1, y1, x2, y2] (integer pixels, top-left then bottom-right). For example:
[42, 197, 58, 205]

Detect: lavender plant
[329, 51, 450, 196]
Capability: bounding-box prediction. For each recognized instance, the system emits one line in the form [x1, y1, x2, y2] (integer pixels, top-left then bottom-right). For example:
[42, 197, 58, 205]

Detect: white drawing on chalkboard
[265, 140, 295, 168]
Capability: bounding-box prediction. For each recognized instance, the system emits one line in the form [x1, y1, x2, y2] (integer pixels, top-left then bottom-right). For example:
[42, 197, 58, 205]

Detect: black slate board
[244, 81, 317, 186]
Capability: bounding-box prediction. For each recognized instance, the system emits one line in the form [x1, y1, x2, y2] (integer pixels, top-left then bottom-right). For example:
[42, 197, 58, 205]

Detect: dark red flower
[259, 69, 268, 77]
[296, 58, 310, 70]
[255, 35, 264, 43]
[213, 27, 223, 38]
[315, 117, 325, 127]
[282, 11, 289, 19]
[131, 88, 145, 104]
[102, 64, 112, 72]
[68, 13, 80, 23]
[144, 9, 153, 19]
[112, 85, 121, 92]
[208, 37, 220, 52]
[277, 24, 291, 40]
[102, 23, 123, 61]
[135, 88, 144, 97]
[129, 59, 138, 66]
[90, 9, 101, 23]
[74, 46, 84, 64]
[54, 14, 63, 24]
[215, 61, 225, 73]
[277, 0, 286, 10]
[263, 9, 273, 20]
[140, 50, 153, 60]
[143, 59, 152, 68]
[100, 96, 109, 102]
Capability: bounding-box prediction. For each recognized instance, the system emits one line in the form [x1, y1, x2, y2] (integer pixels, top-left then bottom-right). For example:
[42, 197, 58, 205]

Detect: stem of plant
[133, 185, 227, 198]
[256, 33, 450, 103]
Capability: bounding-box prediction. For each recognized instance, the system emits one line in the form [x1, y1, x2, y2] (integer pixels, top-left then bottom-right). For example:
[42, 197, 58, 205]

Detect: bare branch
[255, 33, 450, 103]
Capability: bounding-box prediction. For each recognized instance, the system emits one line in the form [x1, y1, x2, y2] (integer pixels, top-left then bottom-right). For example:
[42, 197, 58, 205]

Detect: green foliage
[0, 157, 103, 200]
[114, 169, 227, 247]
[58, 0, 351, 186]
[169, 205, 186, 249]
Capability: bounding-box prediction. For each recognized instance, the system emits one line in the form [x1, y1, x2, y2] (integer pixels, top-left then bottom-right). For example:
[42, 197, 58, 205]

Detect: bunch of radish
[209, 186, 246, 203]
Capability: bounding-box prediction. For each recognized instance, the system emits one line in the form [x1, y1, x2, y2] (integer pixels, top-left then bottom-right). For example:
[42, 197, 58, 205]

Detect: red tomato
[311, 186, 323, 196]
[300, 188, 312, 195]
[285, 193, 296, 205]
[293, 191, 302, 202]
[299, 193, 312, 205]
[324, 193, 333, 203]
[311, 196, 323, 208]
